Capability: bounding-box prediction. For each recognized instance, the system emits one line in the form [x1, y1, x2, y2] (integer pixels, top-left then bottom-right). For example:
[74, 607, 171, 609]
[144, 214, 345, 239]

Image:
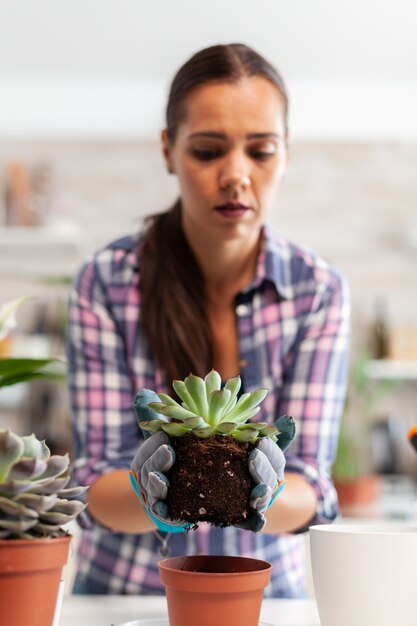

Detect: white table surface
[59, 595, 320, 626]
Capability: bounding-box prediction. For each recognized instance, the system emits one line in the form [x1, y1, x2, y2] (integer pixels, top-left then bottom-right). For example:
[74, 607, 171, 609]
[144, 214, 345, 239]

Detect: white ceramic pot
[310, 522, 417, 626]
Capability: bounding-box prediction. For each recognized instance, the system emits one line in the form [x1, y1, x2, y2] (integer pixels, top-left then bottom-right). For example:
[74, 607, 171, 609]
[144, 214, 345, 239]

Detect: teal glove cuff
[267, 480, 286, 509]
[129, 471, 190, 534]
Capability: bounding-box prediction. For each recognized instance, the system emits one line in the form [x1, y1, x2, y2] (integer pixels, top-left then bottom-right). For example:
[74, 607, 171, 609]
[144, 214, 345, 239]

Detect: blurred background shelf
[364, 360, 417, 380]
[0, 222, 91, 254]
[0, 221, 92, 282]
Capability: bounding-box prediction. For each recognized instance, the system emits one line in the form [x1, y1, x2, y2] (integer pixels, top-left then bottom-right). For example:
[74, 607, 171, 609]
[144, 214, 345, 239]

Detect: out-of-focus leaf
[0, 496, 38, 518]
[21, 434, 50, 461]
[0, 430, 24, 482]
[8, 458, 48, 481]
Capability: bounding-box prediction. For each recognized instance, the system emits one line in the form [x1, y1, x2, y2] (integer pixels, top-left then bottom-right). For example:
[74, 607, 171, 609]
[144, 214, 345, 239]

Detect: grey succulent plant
[135, 370, 280, 444]
[0, 430, 87, 539]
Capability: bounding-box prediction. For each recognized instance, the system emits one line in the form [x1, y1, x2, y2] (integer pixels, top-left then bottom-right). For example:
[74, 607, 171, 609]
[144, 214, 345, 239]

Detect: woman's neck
[188, 232, 261, 304]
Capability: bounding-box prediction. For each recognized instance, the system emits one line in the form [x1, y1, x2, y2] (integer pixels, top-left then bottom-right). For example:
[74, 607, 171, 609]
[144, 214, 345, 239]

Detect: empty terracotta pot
[158, 554, 272, 626]
[0, 535, 71, 626]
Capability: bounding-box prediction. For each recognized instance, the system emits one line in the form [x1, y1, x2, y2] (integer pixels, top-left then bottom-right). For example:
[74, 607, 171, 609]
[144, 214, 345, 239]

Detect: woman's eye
[192, 149, 221, 161]
[250, 150, 275, 161]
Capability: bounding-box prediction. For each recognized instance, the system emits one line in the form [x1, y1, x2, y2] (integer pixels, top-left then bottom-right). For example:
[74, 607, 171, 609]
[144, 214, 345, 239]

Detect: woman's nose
[218, 155, 251, 193]
[219, 173, 251, 193]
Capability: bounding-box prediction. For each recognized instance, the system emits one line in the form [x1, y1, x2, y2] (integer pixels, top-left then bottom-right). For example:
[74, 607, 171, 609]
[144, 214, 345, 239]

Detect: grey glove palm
[237, 415, 296, 532]
[130, 390, 189, 532]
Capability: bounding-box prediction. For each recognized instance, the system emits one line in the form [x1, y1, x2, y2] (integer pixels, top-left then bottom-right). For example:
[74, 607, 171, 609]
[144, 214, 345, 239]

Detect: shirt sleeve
[275, 269, 351, 530]
[67, 257, 142, 499]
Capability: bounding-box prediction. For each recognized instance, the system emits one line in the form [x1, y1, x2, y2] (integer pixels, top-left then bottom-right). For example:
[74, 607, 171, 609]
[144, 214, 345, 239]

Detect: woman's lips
[214, 202, 250, 218]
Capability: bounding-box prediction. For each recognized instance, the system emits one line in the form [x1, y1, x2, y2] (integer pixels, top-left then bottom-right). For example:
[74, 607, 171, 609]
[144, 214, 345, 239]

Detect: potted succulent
[0, 430, 87, 626]
[0, 298, 87, 626]
[135, 370, 295, 527]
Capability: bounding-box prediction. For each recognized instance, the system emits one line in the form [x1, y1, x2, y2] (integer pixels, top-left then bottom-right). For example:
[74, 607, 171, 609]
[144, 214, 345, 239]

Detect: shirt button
[239, 359, 248, 368]
[236, 304, 250, 316]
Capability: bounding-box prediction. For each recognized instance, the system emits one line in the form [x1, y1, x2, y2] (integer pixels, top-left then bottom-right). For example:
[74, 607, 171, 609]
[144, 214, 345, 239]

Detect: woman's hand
[235, 415, 296, 532]
[130, 391, 191, 533]
[235, 436, 287, 532]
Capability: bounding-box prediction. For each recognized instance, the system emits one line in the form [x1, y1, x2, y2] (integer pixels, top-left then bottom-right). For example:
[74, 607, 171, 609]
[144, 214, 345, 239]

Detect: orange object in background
[0, 336, 12, 357]
[5, 161, 35, 226]
[407, 424, 417, 453]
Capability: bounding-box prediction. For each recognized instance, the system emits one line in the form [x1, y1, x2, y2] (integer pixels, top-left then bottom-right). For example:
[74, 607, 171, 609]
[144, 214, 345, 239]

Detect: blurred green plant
[333, 349, 397, 480]
[0, 297, 65, 389]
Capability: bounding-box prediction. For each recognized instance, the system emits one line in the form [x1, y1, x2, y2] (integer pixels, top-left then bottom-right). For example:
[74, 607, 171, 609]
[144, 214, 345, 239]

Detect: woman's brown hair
[139, 43, 289, 383]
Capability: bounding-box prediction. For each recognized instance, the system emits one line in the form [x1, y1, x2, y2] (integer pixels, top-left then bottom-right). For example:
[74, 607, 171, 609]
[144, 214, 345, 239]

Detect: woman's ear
[161, 129, 174, 174]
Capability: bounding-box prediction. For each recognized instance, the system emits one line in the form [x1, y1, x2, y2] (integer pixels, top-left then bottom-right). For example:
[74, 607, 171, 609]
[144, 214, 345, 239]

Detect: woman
[68, 43, 350, 597]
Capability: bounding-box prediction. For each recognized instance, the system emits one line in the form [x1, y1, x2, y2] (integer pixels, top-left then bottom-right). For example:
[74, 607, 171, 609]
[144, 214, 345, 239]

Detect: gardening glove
[130, 389, 191, 533]
[236, 415, 296, 533]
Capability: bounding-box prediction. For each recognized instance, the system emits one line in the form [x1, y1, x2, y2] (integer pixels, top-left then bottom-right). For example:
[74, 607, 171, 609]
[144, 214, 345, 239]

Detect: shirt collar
[243, 224, 294, 300]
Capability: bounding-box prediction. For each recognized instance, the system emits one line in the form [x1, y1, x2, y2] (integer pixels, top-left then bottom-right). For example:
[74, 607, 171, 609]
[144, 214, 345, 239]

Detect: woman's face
[162, 76, 288, 247]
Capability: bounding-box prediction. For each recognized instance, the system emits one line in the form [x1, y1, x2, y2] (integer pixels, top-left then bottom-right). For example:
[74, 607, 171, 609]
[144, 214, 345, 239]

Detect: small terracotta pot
[334, 474, 381, 513]
[158, 554, 272, 626]
[0, 534, 71, 626]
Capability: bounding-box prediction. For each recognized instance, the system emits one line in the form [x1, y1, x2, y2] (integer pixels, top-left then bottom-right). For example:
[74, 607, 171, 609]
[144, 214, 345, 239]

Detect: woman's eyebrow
[188, 131, 227, 140]
[187, 131, 281, 140]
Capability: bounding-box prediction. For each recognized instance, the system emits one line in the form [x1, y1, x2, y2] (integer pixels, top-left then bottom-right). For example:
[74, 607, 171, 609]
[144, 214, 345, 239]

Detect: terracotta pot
[158, 554, 272, 626]
[334, 474, 381, 508]
[0, 534, 71, 626]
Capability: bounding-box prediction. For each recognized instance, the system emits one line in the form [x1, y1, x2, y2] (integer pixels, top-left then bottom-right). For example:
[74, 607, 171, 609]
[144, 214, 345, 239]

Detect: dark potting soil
[166, 434, 254, 527]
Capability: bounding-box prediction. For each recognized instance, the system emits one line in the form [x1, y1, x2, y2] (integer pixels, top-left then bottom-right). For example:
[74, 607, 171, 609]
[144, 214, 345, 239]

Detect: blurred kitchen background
[1, 0, 417, 519]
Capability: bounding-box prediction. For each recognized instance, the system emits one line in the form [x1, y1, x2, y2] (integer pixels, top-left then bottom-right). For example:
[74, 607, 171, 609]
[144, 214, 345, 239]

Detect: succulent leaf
[226, 389, 268, 422]
[215, 422, 239, 434]
[184, 374, 209, 418]
[14, 493, 58, 512]
[259, 425, 279, 438]
[204, 370, 222, 399]
[30, 475, 70, 494]
[21, 434, 50, 461]
[228, 406, 261, 424]
[0, 518, 38, 532]
[38, 510, 77, 524]
[181, 416, 207, 429]
[32, 521, 62, 534]
[161, 423, 190, 437]
[0, 496, 39, 518]
[138, 420, 166, 434]
[39, 454, 70, 480]
[48, 499, 86, 516]
[57, 485, 89, 499]
[0, 430, 24, 482]
[232, 429, 260, 443]
[192, 426, 215, 438]
[153, 404, 197, 421]
[207, 389, 231, 426]
[157, 393, 182, 407]
[236, 423, 266, 431]
[0, 480, 37, 495]
[172, 380, 199, 413]
[223, 375, 242, 411]
[8, 458, 48, 481]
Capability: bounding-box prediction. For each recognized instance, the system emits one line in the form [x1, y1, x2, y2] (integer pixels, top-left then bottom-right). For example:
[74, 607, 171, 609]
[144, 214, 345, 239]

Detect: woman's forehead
[177, 77, 286, 137]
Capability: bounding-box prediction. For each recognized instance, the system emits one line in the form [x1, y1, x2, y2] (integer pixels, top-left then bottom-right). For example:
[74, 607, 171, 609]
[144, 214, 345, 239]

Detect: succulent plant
[0, 429, 87, 539]
[135, 370, 279, 444]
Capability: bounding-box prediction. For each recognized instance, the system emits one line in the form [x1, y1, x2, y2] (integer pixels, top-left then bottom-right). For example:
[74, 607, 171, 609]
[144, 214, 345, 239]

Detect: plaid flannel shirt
[68, 224, 350, 597]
